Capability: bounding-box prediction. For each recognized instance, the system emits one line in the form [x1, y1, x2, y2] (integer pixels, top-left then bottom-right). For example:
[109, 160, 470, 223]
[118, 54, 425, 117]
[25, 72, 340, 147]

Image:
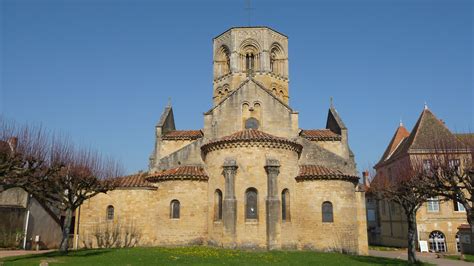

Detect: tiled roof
[458, 224, 471, 230]
[377, 109, 468, 168]
[375, 125, 410, 167]
[296, 165, 359, 183]
[201, 129, 303, 156]
[162, 130, 203, 140]
[220, 129, 286, 142]
[147, 166, 208, 182]
[300, 129, 341, 141]
[0, 140, 11, 155]
[455, 133, 474, 149]
[116, 173, 155, 189]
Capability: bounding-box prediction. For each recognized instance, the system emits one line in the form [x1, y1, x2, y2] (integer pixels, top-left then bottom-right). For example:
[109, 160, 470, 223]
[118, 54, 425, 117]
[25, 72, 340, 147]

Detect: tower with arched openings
[213, 27, 289, 105]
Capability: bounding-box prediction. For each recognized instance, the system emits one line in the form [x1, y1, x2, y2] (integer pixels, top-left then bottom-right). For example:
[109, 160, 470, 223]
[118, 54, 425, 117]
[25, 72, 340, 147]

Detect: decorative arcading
[146, 166, 208, 182]
[295, 165, 359, 183]
[201, 129, 302, 157]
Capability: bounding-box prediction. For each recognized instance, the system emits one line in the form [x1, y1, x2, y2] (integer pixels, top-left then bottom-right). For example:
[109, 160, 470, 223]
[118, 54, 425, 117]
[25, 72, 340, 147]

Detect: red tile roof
[300, 129, 341, 141]
[115, 173, 155, 189]
[220, 129, 286, 142]
[296, 165, 359, 183]
[147, 166, 208, 182]
[458, 224, 471, 230]
[375, 125, 410, 167]
[162, 130, 203, 140]
[201, 129, 303, 155]
[377, 109, 468, 167]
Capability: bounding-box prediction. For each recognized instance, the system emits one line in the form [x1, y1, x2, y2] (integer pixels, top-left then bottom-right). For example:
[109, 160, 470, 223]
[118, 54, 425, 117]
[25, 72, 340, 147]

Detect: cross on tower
[244, 0, 254, 26]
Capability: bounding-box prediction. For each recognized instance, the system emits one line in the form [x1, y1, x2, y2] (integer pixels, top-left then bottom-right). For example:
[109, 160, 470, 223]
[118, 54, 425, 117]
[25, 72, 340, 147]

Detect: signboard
[419, 240, 429, 252]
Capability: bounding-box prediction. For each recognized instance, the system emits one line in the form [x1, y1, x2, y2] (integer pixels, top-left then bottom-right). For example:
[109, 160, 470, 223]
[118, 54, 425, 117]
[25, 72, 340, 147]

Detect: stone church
[77, 27, 368, 254]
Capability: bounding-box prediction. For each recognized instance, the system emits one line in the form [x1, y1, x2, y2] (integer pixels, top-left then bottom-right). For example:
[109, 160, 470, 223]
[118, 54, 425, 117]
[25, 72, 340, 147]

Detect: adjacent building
[370, 106, 472, 254]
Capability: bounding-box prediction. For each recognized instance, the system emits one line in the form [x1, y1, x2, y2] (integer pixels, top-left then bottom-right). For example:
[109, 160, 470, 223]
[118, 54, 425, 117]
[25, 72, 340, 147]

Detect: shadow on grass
[349, 255, 426, 265]
[2, 249, 112, 263]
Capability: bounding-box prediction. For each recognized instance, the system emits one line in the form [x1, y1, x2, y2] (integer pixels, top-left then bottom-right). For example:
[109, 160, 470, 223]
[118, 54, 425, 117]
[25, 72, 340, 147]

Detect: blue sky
[1, 0, 472, 174]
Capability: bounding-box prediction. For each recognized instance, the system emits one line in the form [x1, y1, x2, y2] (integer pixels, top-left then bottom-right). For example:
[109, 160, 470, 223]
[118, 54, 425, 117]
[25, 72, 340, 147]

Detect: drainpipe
[22, 194, 31, 250]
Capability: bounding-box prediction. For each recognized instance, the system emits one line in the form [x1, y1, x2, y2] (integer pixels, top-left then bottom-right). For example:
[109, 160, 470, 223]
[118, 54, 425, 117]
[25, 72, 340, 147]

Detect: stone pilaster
[222, 159, 238, 248]
[265, 158, 281, 250]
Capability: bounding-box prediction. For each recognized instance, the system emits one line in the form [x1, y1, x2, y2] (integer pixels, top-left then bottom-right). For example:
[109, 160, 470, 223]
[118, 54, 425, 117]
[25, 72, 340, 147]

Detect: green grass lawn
[369, 245, 403, 252]
[445, 254, 474, 263]
[0, 246, 420, 265]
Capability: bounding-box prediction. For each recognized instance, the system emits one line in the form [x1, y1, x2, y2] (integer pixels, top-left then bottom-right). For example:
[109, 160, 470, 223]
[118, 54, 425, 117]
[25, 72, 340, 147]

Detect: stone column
[265, 158, 281, 250]
[222, 159, 238, 248]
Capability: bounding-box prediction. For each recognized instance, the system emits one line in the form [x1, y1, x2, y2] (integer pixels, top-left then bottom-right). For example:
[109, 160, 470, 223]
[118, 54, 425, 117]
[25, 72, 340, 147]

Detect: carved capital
[265, 158, 280, 175]
[222, 159, 238, 176]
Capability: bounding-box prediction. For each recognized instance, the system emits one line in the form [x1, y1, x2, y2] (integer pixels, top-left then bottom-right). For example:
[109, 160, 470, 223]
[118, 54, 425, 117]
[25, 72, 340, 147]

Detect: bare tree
[0, 117, 53, 192]
[371, 161, 435, 264]
[1, 117, 123, 253]
[28, 136, 123, 253]
[427, 138, 473, 227]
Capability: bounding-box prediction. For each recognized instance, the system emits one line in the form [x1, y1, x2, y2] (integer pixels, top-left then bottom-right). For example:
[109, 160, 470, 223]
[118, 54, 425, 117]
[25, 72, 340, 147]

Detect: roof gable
[376, 124, 410, 166]
[326, 106, 346, 135]
[205, 78, 293, 115]
[405, 109, 463, 151]
[157, 106, 175, 134]
[384, 109, 466, 163]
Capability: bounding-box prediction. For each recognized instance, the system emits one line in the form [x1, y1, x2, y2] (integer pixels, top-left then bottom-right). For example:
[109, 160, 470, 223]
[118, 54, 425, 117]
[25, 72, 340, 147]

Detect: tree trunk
[466, 208, 473, 228]
[407, 210, 418, 264]
[59, 208, 73, 253]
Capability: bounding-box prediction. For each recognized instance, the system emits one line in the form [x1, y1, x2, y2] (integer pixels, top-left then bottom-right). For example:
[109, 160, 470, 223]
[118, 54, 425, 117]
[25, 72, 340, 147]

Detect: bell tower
[212, 27, 289, 106]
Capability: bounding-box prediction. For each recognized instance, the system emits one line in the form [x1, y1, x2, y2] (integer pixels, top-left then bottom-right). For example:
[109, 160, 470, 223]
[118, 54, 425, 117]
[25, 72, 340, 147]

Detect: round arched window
[245, 118, 259, 129]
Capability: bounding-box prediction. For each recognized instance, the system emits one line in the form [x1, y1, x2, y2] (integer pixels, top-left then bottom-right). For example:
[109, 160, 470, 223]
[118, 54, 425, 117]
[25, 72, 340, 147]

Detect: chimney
[362, 170, 370, 187]
[7, 137, 18, 153]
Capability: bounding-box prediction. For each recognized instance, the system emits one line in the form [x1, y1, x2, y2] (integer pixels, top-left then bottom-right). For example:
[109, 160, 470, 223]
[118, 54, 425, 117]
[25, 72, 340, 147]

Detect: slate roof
[147, 166, 208, 182]
[162, 130, 203, 140]
[296, 165, 359, 183]
[115, 173, 155, 189]
[300, 129, 342, 141]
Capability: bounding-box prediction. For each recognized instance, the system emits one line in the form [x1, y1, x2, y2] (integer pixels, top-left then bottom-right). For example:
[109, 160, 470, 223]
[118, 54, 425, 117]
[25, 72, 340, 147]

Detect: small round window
[245, 118, 259, 129]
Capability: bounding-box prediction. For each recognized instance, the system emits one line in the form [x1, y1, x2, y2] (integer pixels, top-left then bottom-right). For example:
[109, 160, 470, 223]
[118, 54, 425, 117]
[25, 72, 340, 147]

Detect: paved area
[369, 250, 474, 266]
[0, 250, 54, 259]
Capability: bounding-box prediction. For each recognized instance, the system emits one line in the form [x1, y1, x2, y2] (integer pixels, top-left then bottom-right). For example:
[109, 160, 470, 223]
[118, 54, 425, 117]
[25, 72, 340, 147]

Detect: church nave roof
[147, 166, 208, 182]
[162, 130, 203, 140]
[296, 165, 359, 183]
[300, 129, 342, 141]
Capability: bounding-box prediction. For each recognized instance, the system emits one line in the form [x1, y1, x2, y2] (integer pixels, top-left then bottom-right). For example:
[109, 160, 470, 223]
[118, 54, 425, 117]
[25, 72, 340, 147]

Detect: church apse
[78, 26, 368, 255]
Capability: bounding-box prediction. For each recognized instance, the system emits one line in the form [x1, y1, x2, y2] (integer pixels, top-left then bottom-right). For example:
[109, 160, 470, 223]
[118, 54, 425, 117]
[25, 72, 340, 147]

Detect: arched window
[245, 188, 258, 220]
[245, 118, 259, 129]
[270, 43, 285, 76]
[170, 200, 180, 219]
[214, 189, 223, 221]
[456, 233, 461, 253]
[429, 231, 446, 252]
[215, 45, 231, 77]
[106, 205, 114, 221]
[322, 201, 333, 223]
[282, 189, 290, 221]
[246, 53, 255, 71]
